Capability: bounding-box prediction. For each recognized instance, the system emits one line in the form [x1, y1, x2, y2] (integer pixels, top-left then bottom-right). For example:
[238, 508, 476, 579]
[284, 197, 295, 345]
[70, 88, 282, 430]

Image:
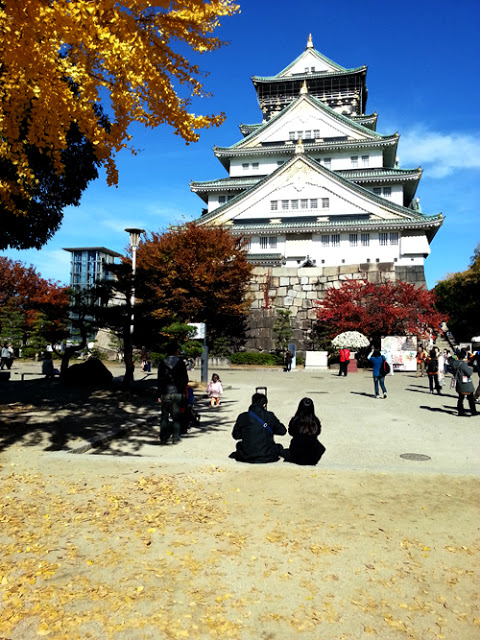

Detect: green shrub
[20, 347, 37, 359]
[229, 352, 283, 366]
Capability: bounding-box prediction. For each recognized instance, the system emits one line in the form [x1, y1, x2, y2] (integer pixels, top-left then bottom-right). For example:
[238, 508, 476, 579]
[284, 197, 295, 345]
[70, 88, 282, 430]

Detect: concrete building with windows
[63, 247, 121, 292]
[191, 36, 444, 351]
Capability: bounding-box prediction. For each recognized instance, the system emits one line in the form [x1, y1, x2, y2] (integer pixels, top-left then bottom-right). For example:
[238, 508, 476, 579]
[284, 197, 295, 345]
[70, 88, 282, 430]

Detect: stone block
[323, 266, 339, 277]
[284, 297, 294, 306]
[279, 277, 290, 287]
[277, 287, 287, 296]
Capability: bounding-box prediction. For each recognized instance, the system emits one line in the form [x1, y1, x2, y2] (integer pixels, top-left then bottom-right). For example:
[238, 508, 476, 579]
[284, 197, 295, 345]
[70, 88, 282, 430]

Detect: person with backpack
[449, 349, 477, 417]
[426, 348, 442, 395]
[367, 348, 388, 399]
[157, 342, 189, 444]
[230, 392, 287, 463]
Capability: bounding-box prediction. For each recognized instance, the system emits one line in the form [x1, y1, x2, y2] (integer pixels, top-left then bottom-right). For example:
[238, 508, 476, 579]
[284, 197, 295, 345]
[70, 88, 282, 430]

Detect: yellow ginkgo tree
[0, 0, 239, 248]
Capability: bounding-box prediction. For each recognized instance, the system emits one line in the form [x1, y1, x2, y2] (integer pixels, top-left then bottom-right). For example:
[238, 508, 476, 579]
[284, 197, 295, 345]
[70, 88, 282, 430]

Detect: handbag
[450, 365, 459, 389]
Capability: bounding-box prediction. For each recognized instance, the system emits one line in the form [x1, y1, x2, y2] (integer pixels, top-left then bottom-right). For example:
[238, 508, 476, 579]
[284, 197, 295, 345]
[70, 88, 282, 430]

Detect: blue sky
[3, 0, 480, 288]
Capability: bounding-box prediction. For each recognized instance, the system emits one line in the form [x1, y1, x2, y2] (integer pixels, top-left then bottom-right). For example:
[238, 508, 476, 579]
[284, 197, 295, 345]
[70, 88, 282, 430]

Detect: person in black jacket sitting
[230, 393, 286, 463]
[287, 397, 326, 466]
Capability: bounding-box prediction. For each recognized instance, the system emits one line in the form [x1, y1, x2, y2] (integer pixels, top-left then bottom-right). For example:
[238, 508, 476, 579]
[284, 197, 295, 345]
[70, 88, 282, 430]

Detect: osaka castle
[191, 36, 444, 351]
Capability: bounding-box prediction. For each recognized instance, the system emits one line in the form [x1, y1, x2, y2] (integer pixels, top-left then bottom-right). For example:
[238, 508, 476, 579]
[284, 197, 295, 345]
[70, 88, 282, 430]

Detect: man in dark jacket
[158, 343, 189, 444]
[230, 393, 287, 463]
[450, 350, 477, 417]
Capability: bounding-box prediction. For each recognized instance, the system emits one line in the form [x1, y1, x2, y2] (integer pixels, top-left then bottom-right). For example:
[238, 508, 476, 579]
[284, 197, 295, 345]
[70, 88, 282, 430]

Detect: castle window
[383, 187, 392, 198]
[252, 162, 259, 169]
[301, 199, 308, 209]
[291, 199, 299, 210]
[373, 187, 381, 196]
[218, 195, 226, 204]
[270, 200, 278, 211]
[361, 233, 370, 246]
[351, 156, 358, 168]
[331, 234, 340, 247]
[277, 160, 284, 166]
[242, 163, 249, 170]
[380, 233, 388, 246]
[314, 129, 320, 138]
[349, 234, 358, 247]
[361, 155, 369, 167]
[321, 235, 330, 247]
[390, 232, 398, 245]
[260, 237, 268, 250]
[282, 200, 289, 210]
[321, 198, 329, 209]
[289, 131, 295, 140]
[311, 67, 315, 72]
[323, 157, 331, 168]
[269, 236, 277, 249]
[305, 67, 309, 73]
[297, 130, 303, 139]
[304, 130, 311, 139]
[310, 199, 318, 209]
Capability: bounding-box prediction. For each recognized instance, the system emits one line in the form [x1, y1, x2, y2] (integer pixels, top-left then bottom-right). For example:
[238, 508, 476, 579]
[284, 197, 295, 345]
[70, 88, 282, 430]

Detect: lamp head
[124, 228, 145, 249]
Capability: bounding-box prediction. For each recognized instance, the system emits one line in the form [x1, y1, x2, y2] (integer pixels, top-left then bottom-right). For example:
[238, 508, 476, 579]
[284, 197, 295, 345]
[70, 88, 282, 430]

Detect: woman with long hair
[287, 397, 326, 465]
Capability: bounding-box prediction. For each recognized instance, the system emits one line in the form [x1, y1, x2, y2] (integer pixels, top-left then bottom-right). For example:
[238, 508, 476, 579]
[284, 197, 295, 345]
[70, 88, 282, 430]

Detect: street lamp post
[124, 228, 145, 384]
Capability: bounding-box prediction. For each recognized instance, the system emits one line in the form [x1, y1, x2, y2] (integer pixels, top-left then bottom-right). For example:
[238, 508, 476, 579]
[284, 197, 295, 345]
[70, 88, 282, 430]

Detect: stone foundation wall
[245, 262, 426, 353]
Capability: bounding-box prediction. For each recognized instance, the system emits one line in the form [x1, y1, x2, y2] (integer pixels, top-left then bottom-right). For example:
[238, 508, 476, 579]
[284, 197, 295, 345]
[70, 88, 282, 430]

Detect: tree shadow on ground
[0, 376, 159, 453]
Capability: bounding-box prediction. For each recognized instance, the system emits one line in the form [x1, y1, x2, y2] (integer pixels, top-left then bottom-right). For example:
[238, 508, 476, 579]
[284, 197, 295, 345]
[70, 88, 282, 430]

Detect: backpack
[379, 357, 390, 376]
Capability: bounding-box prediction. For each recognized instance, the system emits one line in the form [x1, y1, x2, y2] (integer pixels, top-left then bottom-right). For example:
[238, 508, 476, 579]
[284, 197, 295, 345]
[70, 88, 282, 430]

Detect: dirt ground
[0, 364, 479, 639]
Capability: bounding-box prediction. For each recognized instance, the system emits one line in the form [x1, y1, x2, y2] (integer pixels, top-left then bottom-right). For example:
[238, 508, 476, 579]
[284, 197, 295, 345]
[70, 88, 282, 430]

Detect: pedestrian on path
[450, 349, 477, 417]
[368, 348, 388, 399]
[416, 346, 426, 377]
[426, 349, 442, 395]
[157, 342, 189, 444]
[338, 348, 350, 376]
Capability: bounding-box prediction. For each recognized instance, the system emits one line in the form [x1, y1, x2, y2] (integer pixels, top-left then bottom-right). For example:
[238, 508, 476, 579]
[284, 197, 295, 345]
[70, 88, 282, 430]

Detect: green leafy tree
[272, 309, 293, 352]
[435, 245, 480, 342]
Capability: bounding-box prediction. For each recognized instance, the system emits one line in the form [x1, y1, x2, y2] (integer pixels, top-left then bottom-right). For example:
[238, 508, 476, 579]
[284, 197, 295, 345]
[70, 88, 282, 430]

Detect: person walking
[426, 349, 442, 395]
[284, 349, 293, 372]
[287, 397, 326, 466]
[416, 346, 426, 377]
[367, 348, 388, 399]
[207, 373, 223, 407]
[338, 348, 350, 377]
[157, 342, 189, 444]
[0, 343, 10, 370]
[450, 349, 477, 417]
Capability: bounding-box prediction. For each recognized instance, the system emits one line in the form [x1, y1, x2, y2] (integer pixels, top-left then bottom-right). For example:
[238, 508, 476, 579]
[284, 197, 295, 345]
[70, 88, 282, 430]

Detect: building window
[331, 234, 340, 247]
[297, 130, 303, 139]
[321, 197, 329, 209]
[349, 233, 358, 247]
[242, 163, 249, 170]
[390, 232, 398, 245]
[301, 199, 308, 209]
[289, 131, 295, 140]
[380, 232, 388, 246]
[304, 130, 311, 139]
[269, 236, 277, 249]
[252, 162, 259, 169]
[310, 198, 318, 209]
[373, 187, 381, 196]
[361, 233, 370, 246]
[305, 67, 309, 73]
[270, 200, 278, 211]
[218, 195, 226, 204]
[291, 199, 298, 210]
[227, 195, 234, 201]
[323, 157, 331, 168]
[314, 129, 320, 138]
[351, 156, 358, 168]
[281, 200, 289, 210]
[260, 237, 268, 250]
[311, 66, 315, 72]
[361, 155, 369, 167]
[383, 187, 392, 198]
[321, 235, 330, 247]
[277, 161, 284, 166]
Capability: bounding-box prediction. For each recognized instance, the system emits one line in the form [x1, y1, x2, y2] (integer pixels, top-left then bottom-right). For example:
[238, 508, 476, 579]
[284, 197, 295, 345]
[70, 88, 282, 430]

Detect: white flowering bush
[332, 331, 370, 350]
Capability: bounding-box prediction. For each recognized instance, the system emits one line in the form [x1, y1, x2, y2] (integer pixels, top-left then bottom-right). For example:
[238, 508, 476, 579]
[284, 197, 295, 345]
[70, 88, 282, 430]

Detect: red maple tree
[314, 279, 445, 342]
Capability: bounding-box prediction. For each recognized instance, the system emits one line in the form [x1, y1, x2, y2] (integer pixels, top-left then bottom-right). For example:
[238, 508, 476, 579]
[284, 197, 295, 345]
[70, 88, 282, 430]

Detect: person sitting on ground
[287, 397, 326, 466]
[230, 392, 286, 463]
[207, 372, 223, 406]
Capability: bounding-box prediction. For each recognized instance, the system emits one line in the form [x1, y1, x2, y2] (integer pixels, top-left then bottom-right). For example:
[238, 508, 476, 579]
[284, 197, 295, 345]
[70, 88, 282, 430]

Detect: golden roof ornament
[300, 80, 308, 95]
[306, 34, 314, 49]
[295, 138, 304, 154]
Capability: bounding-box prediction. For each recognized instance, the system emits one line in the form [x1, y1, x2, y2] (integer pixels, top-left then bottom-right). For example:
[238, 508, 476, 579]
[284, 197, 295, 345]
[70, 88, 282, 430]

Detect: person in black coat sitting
[287, 397, 326, 466]
[230, 393, 286, 463]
